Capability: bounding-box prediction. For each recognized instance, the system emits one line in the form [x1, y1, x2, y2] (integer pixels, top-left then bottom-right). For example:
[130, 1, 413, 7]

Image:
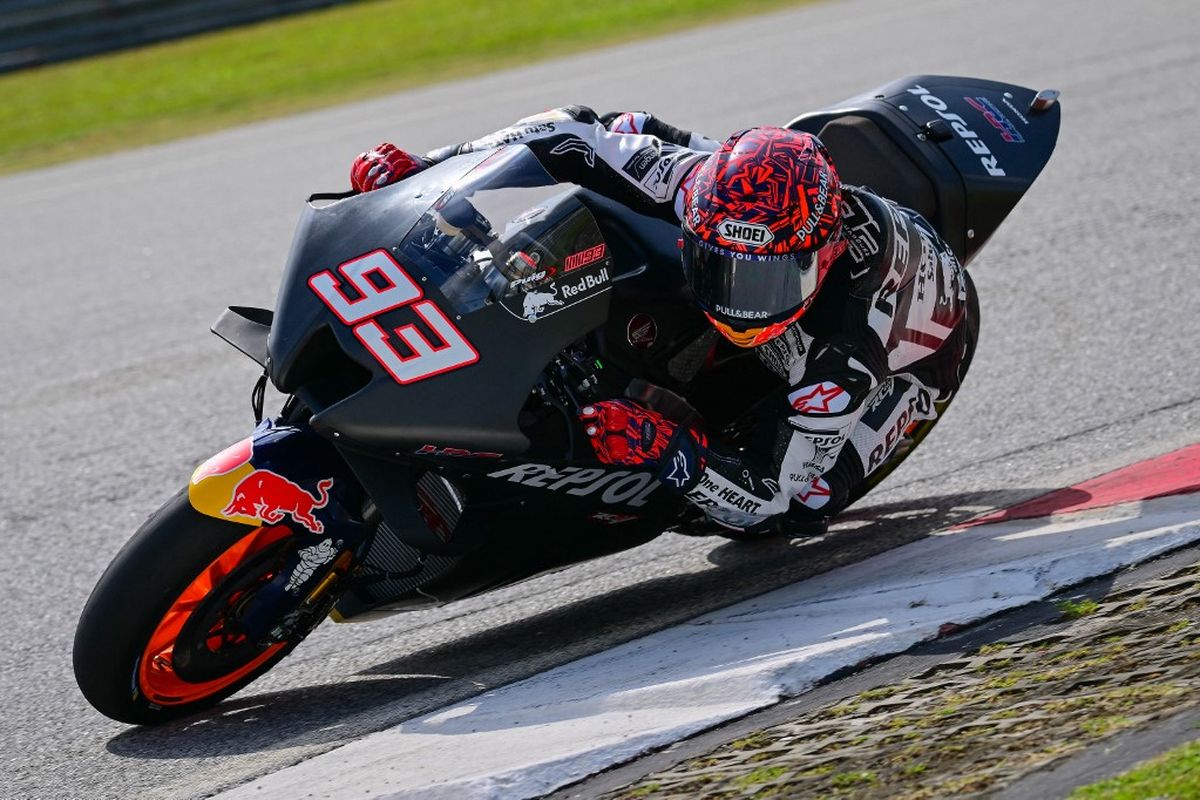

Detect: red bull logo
[223, 470, 334, 534]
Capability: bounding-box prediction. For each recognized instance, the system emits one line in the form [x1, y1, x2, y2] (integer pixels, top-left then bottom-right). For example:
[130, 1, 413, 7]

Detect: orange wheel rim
[138, 525, 291, 706]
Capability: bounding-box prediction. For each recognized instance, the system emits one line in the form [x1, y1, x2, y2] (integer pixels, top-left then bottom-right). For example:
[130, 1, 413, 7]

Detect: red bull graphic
[223, 470, 334, 534]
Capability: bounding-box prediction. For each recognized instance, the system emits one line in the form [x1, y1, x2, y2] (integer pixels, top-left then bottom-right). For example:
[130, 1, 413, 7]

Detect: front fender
[188, 419, 358, 535]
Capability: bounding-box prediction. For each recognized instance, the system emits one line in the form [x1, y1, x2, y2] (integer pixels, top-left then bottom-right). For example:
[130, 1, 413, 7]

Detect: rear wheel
[74, 491, 321, 724]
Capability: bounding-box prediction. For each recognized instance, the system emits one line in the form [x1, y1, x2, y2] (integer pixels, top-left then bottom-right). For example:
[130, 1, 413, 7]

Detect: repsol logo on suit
[867, 386, 933, 471]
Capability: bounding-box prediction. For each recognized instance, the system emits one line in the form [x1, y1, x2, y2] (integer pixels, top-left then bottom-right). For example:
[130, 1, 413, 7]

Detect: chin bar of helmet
[704, 307, 808, 348]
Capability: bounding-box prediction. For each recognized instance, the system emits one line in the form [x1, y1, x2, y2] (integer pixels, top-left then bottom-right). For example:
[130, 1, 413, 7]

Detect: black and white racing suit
[427, 106, 979, 532]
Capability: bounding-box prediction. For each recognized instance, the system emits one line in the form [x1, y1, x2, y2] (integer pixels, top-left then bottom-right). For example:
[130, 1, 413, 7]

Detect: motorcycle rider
[350, 106, 978, 536]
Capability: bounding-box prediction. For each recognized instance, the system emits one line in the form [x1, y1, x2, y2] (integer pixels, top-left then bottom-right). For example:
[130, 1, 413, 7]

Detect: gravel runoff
[598, 548, 1200, 799]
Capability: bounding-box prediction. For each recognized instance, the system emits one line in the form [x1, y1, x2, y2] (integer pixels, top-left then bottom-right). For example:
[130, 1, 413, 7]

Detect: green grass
[735, 765, 788, 787]
[1069, 738, 1200, 799]
[1058, 598, 1101, 620]
[0, 0, 812, 175]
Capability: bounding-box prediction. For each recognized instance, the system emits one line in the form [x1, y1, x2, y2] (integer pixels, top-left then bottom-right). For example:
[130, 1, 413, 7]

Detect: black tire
[73, 490, 303, 725]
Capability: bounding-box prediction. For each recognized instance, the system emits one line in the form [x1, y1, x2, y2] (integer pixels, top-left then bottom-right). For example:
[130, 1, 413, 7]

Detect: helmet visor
[681, 233, 819, 328]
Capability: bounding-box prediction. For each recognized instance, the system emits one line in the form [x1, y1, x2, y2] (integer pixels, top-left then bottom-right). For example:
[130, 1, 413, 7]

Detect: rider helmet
[681, 127, 844, 347]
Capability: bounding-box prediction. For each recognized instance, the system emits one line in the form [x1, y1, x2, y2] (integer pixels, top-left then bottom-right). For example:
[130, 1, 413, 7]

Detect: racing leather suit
[426, 106, 978, 532]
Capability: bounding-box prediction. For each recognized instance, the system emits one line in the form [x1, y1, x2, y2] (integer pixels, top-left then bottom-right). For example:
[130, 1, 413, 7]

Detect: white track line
[218, 492, 1200, 800]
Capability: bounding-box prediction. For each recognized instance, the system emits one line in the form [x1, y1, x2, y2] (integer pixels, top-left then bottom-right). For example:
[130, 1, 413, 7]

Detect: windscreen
[271, 145, 618, 454]
[394, 146, 613, 323]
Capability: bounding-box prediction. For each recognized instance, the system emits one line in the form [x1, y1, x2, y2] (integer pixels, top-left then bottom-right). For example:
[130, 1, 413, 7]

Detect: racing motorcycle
[74, 75, 1060, 724]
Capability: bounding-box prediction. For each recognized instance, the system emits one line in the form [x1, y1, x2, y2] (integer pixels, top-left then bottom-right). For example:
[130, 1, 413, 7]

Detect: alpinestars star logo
[609, 112, 644, 135]
[789, 382, 850, 415]
[665, 450, 691, 488]
[796, 478, 831, 510]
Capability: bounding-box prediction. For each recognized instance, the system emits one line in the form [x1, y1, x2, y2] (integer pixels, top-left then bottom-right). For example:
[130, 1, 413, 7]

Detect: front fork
[188, 418, 371, 641]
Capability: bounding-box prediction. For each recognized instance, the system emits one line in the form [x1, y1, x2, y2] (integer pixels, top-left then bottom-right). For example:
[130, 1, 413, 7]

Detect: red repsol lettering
[486, 463, 659, 507]
[868, 389, 933, 471]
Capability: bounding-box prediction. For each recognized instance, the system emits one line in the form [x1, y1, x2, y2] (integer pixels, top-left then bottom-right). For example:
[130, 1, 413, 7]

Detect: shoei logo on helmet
[716, 219, 774, 247]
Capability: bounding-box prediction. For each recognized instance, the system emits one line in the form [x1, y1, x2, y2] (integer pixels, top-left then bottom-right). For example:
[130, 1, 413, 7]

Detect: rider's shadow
[706, 485, 1091, 568]
[105, 487, 1080, 758]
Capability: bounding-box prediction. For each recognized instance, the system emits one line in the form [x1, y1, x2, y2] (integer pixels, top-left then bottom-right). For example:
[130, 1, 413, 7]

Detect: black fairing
[236, 81, 1059, 615]
[788, 74, 1060, 263]
[268, 152, 611, 455]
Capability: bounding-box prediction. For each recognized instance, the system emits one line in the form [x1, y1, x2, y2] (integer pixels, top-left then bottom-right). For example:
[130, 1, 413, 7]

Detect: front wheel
[74, 491, 321, 724]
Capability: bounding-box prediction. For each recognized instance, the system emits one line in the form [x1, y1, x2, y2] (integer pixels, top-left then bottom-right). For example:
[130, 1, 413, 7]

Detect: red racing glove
[350, 142, 428, 192]
[579, 400, 707, 492]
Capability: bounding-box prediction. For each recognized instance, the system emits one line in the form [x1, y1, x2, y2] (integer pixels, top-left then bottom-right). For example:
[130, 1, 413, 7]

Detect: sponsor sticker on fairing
[964, 96, 1025, 143]
[716, 219, 774, 247]
[590, 511, 639, 525]
[504, 266, 611, 322]
[511, 269, 549, 288]
[564, 244, 607, 273]
[511, 206, 547, 225]
[223, 471, 334, 534]
[285, 538, 338, 592]
[487, 463, 660, 507]
[414, 445, 503, 458]
[626, 314, 658, 349]
[519, 285, 565, 321]
[905, 84, 1007, 176]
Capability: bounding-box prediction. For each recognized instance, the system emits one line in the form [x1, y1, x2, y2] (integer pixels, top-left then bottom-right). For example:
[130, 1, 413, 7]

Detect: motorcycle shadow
[106, 487, 1079, 757]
